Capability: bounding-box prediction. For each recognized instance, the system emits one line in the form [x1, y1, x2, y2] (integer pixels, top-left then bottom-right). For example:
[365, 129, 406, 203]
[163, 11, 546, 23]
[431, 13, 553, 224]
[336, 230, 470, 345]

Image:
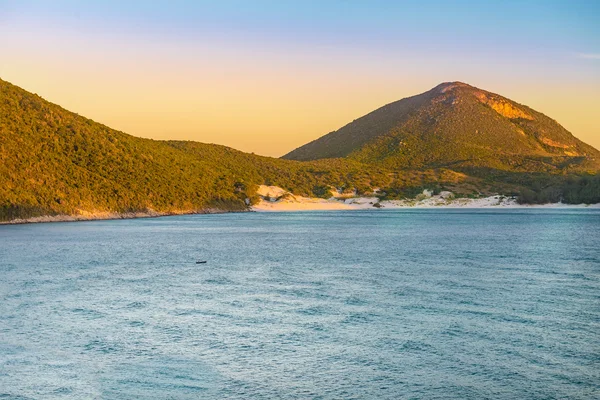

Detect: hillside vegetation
[1, 79, 599, 222]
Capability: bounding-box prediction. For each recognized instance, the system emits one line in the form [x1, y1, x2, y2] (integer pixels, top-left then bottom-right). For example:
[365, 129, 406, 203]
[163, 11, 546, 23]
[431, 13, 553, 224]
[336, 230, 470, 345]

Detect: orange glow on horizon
[1, 26, 598, 157]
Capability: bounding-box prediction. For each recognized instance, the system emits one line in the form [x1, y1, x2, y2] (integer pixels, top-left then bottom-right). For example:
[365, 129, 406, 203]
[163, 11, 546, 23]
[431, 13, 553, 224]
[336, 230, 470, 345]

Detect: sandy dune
[252, 185, 600, 212]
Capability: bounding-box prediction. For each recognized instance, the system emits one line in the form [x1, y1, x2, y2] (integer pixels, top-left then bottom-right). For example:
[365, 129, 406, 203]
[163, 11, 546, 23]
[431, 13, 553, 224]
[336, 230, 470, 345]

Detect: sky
[0, 0, 599, 156]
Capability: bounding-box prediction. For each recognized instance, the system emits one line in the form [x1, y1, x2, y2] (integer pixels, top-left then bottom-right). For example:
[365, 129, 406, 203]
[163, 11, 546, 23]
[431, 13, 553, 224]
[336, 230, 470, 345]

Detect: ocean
[1, 209, 599, 399]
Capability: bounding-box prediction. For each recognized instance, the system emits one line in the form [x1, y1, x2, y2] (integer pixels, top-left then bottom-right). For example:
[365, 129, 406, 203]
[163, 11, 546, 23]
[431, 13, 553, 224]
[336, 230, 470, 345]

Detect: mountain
[283, 82, 600, 174]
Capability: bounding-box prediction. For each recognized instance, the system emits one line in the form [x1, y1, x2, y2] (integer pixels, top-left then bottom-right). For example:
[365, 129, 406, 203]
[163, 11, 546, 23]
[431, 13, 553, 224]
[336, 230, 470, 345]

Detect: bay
[1, 209, 599, 399]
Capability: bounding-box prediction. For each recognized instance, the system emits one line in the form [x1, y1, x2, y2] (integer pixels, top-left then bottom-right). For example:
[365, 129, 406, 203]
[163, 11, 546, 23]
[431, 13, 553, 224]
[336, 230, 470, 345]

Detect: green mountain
[283, 82, 600, 174]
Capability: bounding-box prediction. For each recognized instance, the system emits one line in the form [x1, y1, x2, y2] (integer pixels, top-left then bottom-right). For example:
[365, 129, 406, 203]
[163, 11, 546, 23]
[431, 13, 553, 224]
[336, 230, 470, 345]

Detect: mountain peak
[283, 83, 600, 171]
[432, 81, 473, 93]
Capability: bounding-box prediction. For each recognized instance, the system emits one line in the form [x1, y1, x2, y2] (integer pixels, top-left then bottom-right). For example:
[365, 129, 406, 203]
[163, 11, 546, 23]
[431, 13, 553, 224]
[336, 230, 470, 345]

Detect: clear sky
[1, 0, 599, 156]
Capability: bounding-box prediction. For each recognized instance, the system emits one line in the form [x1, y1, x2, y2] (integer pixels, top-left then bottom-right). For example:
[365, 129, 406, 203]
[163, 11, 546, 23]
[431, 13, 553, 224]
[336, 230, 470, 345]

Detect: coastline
[2, 186, 599, 225]
[252, 198, 600, 212]
[0, 208, 246, 225]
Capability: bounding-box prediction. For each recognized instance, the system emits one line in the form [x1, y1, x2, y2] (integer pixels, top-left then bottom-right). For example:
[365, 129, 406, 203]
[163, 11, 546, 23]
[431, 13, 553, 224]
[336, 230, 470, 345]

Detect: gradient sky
[1, 0, 599, 156]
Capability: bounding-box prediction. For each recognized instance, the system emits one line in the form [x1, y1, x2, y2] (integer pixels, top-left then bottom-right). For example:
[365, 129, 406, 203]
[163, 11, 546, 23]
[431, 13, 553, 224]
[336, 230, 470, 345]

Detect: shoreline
[252, 200, 600, 212]
[1, 202, 598, 226]
[2, 186, 599, 225]
[0, 208, 247, 225]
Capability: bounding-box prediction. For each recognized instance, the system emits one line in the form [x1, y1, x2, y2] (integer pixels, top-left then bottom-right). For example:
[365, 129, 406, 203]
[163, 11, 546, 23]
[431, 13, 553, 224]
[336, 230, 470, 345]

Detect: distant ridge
[283, 82, 600, 173]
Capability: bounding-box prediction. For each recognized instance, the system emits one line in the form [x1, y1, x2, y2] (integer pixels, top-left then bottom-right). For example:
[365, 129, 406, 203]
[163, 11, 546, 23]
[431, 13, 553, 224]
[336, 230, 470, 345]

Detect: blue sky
[4, 1, 598, 51]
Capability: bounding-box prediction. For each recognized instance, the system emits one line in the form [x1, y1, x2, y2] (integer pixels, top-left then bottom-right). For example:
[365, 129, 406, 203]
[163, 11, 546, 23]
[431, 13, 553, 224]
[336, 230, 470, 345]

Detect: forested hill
[1, 78, 599, 222]
[0, 78, 403, 221]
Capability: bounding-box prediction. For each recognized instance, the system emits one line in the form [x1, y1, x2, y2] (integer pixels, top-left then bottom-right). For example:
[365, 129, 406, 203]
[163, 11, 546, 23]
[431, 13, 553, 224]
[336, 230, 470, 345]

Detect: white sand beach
[252, 185, 600, 212]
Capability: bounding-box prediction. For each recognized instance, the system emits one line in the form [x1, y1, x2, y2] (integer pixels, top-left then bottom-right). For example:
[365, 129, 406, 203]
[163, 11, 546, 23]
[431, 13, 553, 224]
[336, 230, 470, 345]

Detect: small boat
[196, 260, 207, 264]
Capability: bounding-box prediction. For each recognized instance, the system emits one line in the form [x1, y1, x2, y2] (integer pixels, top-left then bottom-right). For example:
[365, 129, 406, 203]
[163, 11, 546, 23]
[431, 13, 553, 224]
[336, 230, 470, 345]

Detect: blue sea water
[0, 209, 599, 399]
